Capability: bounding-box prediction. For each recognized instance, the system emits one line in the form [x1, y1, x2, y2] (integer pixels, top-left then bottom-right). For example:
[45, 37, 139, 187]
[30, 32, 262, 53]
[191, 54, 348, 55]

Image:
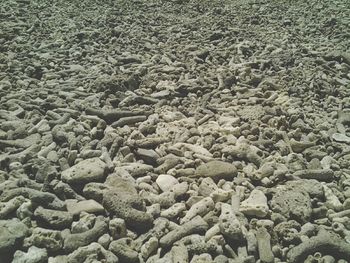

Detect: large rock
[61, 157, 107, 185]
[0, 219, 29, 254]
[193, 161, 237, 181]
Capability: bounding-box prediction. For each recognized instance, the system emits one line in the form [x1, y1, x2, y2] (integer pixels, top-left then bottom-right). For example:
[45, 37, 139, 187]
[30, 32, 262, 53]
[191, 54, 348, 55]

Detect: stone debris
[61, 157, 107, 185]
[12, 246, 48, 263]
[0, 0, 350, 262]
[239, 189, 269, 217]
[193, 160, 238, 181]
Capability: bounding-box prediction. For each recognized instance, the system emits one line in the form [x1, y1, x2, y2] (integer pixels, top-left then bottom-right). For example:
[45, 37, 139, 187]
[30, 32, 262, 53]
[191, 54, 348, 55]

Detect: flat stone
[0, 219, 29, 254]
[193, 161, 237, 181]
[66, 199, 105, 215]
[61, 157, 107, 184]
[156, 174, 179, 192]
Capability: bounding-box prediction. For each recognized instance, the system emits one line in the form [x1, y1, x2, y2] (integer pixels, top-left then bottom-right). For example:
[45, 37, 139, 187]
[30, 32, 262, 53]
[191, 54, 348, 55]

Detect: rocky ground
[0, 0, 350, 262]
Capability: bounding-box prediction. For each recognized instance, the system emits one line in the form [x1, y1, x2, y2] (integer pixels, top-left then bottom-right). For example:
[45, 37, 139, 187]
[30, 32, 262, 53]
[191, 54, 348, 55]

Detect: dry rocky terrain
[0, 0, 350, 262]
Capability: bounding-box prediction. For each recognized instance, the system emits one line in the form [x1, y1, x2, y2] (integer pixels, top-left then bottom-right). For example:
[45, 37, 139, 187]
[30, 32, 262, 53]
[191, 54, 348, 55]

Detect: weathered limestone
[102, 177, 153, 232]
[193, 161, 238, 181]
[23, 228, 63, 253]
[63, 216, 108, 252]
[12, 246, 48, 263]
[0, 219, 29, 255]
[61, 157, 107, 185]
[34, 206, 73, 229]
[66, 199, 105, 215]
[270, 185, 312, 223]
[219, 203, 243, 241]
[160, 216, 208, 248]
[239, 189, 269, 217]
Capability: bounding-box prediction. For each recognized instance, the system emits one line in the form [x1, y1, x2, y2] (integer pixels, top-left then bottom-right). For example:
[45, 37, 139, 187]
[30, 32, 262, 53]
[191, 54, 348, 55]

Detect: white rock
[240, 189, 269, 217]
[156, 174, 179, 192]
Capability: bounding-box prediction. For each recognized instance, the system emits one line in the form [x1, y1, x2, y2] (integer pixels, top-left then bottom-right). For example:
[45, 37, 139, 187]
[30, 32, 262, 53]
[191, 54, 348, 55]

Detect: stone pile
[0, 0, 350, 262]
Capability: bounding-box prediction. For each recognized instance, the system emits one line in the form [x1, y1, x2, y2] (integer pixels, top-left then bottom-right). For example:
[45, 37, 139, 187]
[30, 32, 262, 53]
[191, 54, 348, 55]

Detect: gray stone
[66, 199, 105, 215]
[63, 216, 108, 252]
[67, 242, 118, 263]
[61, 157, 107, 184]
[71, 213, 96, 234]
[270, 186, 312, 223]
[332, 133, 350, 143]
[13, 246, 48, 263]
[239, 189, 269, 217]
[34, 206, 73, 229]
[102, 177, 153, 232]
[23, 227, 63, 253]
[109, 238, 139, 263]
[0, 219, 29, 254]
[193, 160, 237, 181]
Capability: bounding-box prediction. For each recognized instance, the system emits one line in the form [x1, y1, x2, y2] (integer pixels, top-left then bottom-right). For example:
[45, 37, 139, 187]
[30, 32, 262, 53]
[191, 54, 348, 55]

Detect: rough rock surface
[61, 157, 107, 185]
[0, 219, 29, 254]
[1, 0, 350, 262]
[12, 246, 48, 263]
[102, 177, 153, 232]
[270, 186, 313, 223]
[193, 160, 238, 181]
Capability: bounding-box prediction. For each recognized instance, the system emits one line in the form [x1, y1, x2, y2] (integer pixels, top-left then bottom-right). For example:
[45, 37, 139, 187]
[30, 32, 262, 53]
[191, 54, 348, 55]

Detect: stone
[156, 174, 179, 192]
[285, 179, 324, 198]
[63, 216, 108, 252]
[67, 242, 118, 263]
[193, 161, 237, 181]
[109, 218, 127, 240]
[117, 162, 153, 177]
[198, 177, 218, 197]
[71, 212, 96, 234]
[160, 203, 186, 219]
[270, 186, 312, 223]
[61, 157, 107, 184]
[332, 133, 350, 143]
[34, 206, 73, 229]
[23, 227, 63, 253]
[0, 196, 26, 219]
[66, 199, 105, 215]
[256, 227, 274, 263]
[13, 246, 48, 263]
[239, 189, 269, 217]
[181, 197, 214, 224]
[109, 238, 139, 263]
[136, 148, 159, 165]
[140, 236, 158, 260]
[0, 219, 29, 254]
[102, 177, 153, 232]
[219, 203, 243, 240]
[159, 216, 208, 248]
